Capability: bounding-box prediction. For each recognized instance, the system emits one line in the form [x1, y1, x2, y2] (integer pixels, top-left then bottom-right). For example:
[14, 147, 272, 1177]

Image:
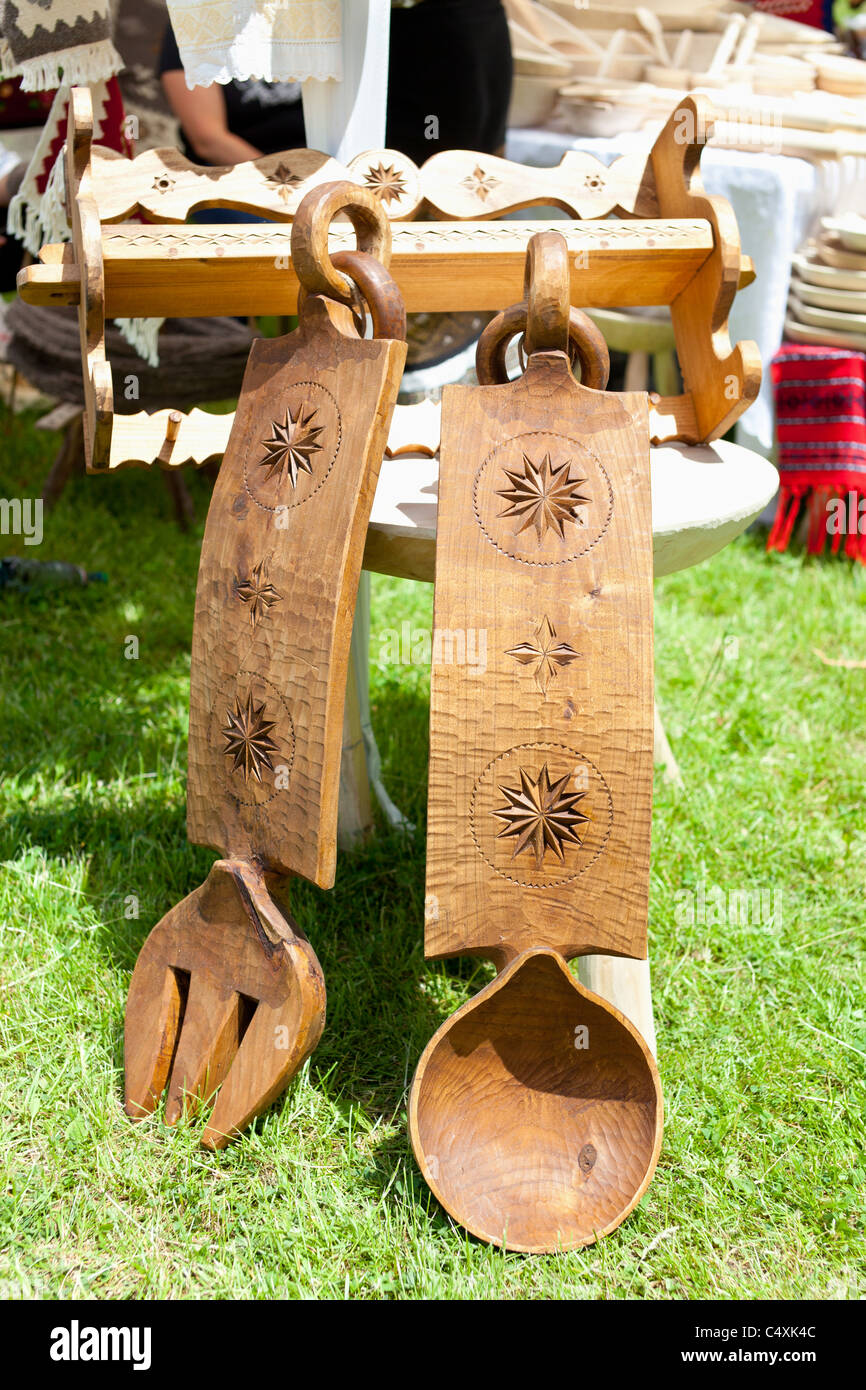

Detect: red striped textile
[768, 343, 866, 564]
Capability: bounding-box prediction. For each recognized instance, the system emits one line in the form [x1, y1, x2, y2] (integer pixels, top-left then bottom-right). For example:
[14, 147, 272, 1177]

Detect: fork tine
[201, 940, 326, 1150]
[164, 970, 243, 1125]
[125, 954, 185, 1120]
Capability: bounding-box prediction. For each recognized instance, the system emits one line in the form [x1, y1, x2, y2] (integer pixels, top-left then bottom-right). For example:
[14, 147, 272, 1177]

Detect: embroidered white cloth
[167, 0, 342, 88]
[0, 0, 121, 90]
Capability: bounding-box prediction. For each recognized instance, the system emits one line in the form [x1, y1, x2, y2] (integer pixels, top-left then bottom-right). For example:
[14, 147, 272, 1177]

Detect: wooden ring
[523, 229, 570, 357]
[296, 250, 407, 342]
[330, 250, 407, 341]
[476, 302, 610, 391]
[290, 181, 392, 306]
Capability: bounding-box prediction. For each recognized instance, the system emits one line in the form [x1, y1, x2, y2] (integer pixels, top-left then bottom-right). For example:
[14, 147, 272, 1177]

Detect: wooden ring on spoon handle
[476, 302, 610, 391]
[291, 181, 392, 307]
[522, 229, 570, 357]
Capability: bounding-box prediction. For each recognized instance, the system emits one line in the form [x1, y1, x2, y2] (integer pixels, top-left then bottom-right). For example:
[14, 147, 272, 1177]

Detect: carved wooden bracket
[18, 88, 760, 471]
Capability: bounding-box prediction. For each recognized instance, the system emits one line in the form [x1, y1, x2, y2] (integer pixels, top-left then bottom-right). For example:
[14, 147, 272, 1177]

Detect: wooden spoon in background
[124, 183, 407, 1149]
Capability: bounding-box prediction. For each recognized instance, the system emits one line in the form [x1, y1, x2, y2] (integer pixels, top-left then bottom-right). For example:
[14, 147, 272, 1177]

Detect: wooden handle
[426, 231, 651, 964]
[427, 351, 652, 965]
[186, 184, 407, 888]
[290, 181, 392, 307]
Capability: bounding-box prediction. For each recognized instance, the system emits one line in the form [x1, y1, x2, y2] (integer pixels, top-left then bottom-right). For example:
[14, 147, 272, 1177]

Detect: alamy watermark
[675, 880, 783, 928]
[378, 622, 487, 677]
[0, 497, 42, 546]
[50, 1320, 151, 1371]
[826, 492, 866, 536]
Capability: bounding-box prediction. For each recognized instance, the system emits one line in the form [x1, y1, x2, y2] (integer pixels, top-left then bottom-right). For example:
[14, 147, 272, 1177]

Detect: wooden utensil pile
[787, 216, 866, 350]
[505, 0, 861, 147]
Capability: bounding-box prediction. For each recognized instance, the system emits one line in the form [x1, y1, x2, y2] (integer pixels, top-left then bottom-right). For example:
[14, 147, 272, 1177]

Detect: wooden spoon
[408, 232, 662, 1251]
[125, 182, 407, 1149]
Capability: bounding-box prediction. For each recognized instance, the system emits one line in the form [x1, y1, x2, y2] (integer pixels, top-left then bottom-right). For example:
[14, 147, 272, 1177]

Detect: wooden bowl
[598, 55, 648, 82]
[644, 63, 690, 89]
[409, 950, 662, 1253]
[554, 96, 651, 136]
[513, 49, 573, 79]
[508, 73, 563, 128]
[791, 271, 866, 314]
[822, 216, 866, 256]
[793, 247, 866, 292]
[815, 54, 866, 96]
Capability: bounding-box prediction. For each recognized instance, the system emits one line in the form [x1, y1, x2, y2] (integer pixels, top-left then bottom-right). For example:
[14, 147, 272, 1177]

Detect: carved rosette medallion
[470, 742, 612, 888]
[243, 380, 341, 514]
[473, 430, 613, 565]
[210, 669, 295, 808]
[363, 161, 408, 206]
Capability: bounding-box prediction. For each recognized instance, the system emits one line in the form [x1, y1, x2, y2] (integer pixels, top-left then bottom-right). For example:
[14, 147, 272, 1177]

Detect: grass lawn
[0, 401, 863, 1300]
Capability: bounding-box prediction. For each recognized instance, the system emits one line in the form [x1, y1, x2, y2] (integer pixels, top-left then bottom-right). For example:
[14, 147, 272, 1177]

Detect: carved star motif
[258, 403, 323, 487]
[363, 161, 407, 206]
[152, 173, 175, 193]
[496, 452, 590, 543]
[265, 162, 302, 202]
[494, 763, 589, 868]
[234, 559, 282, 627]
[221, 692, 278, 783]
[506, 615, 580, 695]
[462, 164, 500, 202]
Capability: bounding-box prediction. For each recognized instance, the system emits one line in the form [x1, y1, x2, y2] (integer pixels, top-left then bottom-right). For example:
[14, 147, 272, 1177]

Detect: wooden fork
[124, 182, 407, 1148]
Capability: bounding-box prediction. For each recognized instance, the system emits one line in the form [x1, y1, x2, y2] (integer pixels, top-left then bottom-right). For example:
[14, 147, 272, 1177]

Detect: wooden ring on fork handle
[476, 302, 610, 391]
[297, 249, 407, 342]
[291, 181, 392, 308]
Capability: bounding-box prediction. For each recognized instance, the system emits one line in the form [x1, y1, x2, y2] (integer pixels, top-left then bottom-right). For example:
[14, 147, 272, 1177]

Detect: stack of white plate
[786, 217, 866, 350]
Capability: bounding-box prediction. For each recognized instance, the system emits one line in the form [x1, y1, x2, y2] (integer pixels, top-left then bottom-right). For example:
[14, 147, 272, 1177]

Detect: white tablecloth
[506, 127, 822, 459]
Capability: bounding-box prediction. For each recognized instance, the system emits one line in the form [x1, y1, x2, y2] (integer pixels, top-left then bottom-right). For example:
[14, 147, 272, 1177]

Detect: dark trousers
[386, 0, 512, 163]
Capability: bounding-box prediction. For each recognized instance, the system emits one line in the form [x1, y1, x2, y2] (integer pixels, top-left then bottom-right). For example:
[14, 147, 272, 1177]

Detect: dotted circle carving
[210, 668, 295, 808]
[469, 741, 613, 888]
[243, 379, 341, 515]
[472, 429, 613, 567]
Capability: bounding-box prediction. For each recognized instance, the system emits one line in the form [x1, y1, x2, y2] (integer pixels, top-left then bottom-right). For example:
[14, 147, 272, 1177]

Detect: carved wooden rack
[18, 87, 761, 473]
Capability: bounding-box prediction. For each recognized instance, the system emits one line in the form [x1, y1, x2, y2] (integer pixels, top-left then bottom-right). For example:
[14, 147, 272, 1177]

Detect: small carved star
[234, 559, 282, 627]
[363, 161, 407, 206]
[584, 173, 605, 190]
[265, 162, 302, 202]
[496, 452, 591, 543]
[152, 173, 175, 193]
[221, 691, 278, 783]
[258, 402, 323, 488]
[494, 763, 589, 868]
[507, 615, 580, 695]
[462, 164, 500, 202]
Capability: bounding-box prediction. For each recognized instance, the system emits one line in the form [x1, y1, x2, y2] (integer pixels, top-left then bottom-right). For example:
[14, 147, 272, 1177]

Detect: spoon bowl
[409, 948, 662, 1252]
